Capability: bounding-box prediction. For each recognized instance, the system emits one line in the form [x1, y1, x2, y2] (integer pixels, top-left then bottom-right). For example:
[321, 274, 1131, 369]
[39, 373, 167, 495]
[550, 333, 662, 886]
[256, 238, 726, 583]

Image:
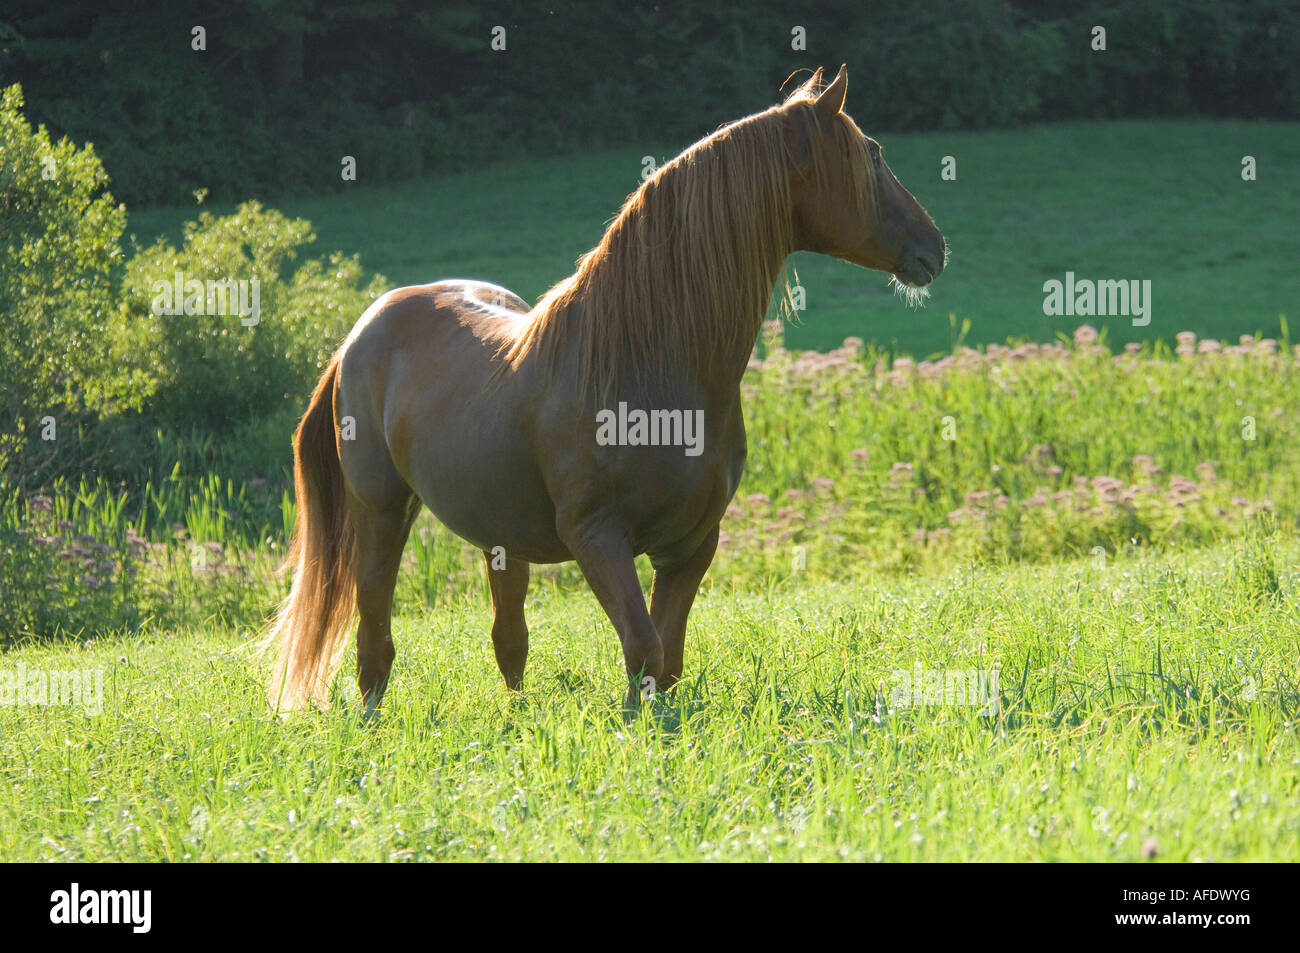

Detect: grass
[2, 535, 1297, 861]
[6, 118, 1298, 860]
[7, 326, 1297, 641]
[127, 119, 1300, 356]
[2, 328, 1298, 860]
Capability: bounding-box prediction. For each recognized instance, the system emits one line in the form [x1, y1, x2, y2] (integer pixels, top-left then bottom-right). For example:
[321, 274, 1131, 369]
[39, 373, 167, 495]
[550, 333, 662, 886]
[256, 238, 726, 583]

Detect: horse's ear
[786, 67, 824, 102]
[814, 64, 848, 124]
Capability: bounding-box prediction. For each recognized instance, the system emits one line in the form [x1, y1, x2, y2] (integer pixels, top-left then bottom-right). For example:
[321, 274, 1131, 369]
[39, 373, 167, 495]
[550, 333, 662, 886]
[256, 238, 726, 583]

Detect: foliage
[119, 201, 388, 434]
[0, 476, 284, 644]
[6, 324, 1296, 643]
[3, 1, 1297, 205]
[1, 89, 388, 485]
[0, 84, 141, 482]
[723, 322, 1299, 578]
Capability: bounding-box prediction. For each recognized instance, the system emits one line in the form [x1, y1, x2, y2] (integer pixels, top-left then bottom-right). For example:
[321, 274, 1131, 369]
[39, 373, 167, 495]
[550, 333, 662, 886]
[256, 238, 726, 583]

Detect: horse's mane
[496, 72, 875, 400]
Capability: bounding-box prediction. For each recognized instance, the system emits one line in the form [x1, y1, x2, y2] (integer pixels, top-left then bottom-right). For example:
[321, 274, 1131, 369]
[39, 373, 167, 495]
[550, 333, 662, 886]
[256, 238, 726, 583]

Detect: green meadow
[4, 315, 1299, 860]
[4, 117, 1298, 862]
[3, 537, 1297, 862]
[128, 119, 1300, 357]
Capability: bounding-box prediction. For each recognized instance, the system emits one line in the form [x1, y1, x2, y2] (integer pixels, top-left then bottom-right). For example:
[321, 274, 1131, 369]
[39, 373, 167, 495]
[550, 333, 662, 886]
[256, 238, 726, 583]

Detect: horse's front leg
[649, 525, 719, 691]
[557, 515, 664, 709]
[484, 551, 530, 690]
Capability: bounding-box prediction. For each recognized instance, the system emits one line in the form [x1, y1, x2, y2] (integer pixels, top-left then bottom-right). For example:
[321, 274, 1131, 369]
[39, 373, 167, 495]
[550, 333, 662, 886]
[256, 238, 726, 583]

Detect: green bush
[0, 83, 145, 484]
[1, 81, 389, 484]
[120, 201, 388, 434]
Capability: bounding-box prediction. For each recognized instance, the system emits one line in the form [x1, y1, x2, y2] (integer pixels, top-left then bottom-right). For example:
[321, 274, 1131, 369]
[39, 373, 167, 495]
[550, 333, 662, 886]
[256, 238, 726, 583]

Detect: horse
[263, 65, 946, 712]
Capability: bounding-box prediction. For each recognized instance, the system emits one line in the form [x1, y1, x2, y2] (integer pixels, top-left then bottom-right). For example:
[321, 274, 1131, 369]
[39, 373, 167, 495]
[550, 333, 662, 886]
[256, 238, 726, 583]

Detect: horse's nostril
[923, 241, 947, 278]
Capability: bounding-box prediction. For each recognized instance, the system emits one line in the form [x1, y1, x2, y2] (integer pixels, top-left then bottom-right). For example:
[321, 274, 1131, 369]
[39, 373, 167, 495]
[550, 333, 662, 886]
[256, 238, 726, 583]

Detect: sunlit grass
[2, 536, 1297, 861]
[3, 277, 1298, 860]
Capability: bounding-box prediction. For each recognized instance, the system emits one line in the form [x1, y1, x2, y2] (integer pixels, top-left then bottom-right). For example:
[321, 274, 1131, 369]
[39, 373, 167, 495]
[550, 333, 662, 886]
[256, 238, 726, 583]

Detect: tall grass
[4, 323, 1296, 642]
[2, 536, 1296, 860]
[2, 324, 1298, 861]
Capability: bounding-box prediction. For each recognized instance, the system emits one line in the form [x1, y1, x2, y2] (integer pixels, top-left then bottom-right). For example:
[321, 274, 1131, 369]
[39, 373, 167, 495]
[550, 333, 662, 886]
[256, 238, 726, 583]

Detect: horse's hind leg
[351, 492, 419, 711]
[484, 553, 530, 690]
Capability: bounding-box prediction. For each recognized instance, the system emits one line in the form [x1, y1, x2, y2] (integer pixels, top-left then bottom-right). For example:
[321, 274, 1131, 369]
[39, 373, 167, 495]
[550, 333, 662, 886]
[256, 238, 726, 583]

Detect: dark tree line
[2, 0, 1297, 205]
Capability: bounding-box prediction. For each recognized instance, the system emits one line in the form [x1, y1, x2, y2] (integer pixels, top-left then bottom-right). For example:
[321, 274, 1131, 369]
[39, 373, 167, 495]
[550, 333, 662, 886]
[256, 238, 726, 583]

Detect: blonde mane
[497, 74, 876, 400]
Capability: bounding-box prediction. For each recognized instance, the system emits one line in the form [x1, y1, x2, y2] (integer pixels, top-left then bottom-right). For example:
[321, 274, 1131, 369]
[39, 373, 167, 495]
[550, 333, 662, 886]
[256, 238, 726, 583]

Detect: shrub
[0, 84, 144, 484]
[120, 201, 388, 434]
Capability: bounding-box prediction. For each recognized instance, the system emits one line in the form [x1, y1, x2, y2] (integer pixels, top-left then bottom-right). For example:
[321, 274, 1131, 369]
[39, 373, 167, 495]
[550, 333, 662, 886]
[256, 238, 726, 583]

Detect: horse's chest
[614, 419, 746, 555]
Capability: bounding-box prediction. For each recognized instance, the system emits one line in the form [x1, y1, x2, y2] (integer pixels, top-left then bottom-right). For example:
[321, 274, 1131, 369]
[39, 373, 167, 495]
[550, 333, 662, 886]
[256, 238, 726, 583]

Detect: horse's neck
[569, 252, 788, 411]
[685, 252, 789, 405]
[573, 143, 794, 408]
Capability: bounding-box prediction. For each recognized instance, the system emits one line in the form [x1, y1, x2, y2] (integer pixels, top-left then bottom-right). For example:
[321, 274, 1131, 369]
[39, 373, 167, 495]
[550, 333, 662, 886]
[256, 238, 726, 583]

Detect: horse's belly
[413, 443, 571, 564]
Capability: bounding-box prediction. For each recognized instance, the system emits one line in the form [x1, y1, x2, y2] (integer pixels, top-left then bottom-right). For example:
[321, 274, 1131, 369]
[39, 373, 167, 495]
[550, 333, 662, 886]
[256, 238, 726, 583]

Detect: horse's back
[334, 279, 569, 560]
[342, 279, 528, 352]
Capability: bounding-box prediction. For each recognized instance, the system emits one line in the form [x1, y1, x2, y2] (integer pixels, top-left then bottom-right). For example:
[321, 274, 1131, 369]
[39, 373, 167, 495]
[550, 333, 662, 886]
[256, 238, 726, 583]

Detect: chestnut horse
[265, 65, 945, 711]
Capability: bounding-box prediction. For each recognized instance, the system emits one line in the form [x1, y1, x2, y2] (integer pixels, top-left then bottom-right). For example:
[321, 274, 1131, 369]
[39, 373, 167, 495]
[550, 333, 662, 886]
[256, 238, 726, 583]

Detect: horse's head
[785, 66, 945, 294]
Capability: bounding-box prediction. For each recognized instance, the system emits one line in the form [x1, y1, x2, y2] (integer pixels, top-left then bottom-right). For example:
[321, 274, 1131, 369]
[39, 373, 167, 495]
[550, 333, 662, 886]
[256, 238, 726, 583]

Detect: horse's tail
[263, 353, 357, 711]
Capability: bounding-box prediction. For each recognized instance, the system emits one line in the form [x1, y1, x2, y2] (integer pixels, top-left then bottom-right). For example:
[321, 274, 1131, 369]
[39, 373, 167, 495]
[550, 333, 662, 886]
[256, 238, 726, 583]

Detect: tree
[0, 83, 144, 486]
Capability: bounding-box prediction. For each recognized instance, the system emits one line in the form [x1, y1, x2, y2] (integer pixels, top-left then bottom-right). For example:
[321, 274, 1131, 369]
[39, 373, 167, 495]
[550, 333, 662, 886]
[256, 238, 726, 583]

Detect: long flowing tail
[263, 353, 357, 711]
